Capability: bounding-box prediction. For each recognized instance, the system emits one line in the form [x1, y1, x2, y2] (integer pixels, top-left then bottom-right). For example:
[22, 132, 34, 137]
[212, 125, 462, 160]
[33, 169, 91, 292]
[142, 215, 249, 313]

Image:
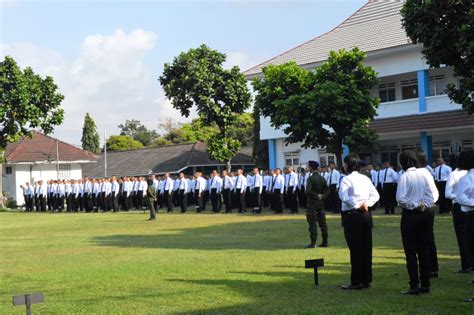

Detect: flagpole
[104, 130, 107, 178]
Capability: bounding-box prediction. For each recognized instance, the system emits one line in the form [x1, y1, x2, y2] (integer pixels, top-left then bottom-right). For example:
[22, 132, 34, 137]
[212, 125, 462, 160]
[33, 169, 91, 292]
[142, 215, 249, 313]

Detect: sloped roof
[244, 0, 410, 77]
[82, 141, 255, 178]
[4, 131, 99, 163]
[371, 110, 474, 134]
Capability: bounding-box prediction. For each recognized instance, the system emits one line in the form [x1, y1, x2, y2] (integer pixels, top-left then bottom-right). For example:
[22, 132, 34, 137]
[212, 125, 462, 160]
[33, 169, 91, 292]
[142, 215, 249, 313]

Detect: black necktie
[329, 171, 333, 185]
[438, 165, 442, 181]
[384, 169, 388, 183]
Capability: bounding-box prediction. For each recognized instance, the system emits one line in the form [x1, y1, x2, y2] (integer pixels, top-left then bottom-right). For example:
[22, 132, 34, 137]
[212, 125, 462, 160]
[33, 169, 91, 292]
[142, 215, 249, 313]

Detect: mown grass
[1, 209, 473, 314]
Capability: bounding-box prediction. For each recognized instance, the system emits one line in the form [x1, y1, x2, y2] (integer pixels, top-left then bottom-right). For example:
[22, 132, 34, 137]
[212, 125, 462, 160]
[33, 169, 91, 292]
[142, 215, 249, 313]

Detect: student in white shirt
[338, 154, 379, 290]
[176, 172, 188, 213]
[207, 170, 223, 213]
[221, 170, 234, 213]
[434, 158, 453, 214]
[381, 162, 399, 214]
[235, 169, 247, 213]
[327, 162, 341, 213]
[286, 167, 299, 213]
[194, 172, 207, 213]
[445, 153, 470, 273]
[297, 167, 308, 209]
[272, 169, 285, 214]
[455, 150, 474, 301]
[251, 168, 263, 214]
[396, 150, 438, 295]
[163, 173, 174, 212]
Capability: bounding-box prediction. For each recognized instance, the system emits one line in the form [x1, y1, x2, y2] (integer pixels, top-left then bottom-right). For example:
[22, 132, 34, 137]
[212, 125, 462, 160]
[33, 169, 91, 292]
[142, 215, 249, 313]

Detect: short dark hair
[417, 151, 428, 167]
[344, 153, 361, 173]
[458, 150, 474, 170]
[399, 150, 419, 171]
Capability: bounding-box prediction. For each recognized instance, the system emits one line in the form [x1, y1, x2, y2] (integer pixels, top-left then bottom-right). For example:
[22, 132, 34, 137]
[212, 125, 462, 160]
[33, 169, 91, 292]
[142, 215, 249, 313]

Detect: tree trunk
[226, 160, 231, 173]
[334, 138, 344, 170]
[0, 151, 4, 209]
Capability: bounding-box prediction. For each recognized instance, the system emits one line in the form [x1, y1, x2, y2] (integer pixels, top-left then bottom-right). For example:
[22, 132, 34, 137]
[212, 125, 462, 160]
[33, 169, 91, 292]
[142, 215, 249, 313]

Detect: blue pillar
[417, 69, 430, 113]
[420, 131, 433, 165]
[342, 144, 350, 158]
[268, 139, 277, 169]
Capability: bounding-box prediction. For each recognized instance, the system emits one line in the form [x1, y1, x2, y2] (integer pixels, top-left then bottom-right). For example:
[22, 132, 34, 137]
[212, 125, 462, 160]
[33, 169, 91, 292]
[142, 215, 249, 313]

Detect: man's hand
[360, 202, 369, 212]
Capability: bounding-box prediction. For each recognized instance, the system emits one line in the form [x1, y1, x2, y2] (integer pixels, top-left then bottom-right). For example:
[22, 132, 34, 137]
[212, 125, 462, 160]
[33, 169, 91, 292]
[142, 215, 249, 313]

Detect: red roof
[4, 131, 99, 163]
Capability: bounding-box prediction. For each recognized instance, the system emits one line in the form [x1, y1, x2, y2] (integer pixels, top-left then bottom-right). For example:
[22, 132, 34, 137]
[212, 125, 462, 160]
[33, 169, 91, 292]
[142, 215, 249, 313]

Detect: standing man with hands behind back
[305, 161, 330, 249]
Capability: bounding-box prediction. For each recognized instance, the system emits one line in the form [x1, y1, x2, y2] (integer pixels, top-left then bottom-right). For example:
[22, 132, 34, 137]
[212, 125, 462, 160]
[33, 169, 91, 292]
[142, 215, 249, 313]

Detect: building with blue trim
[244, 0, 474, 169]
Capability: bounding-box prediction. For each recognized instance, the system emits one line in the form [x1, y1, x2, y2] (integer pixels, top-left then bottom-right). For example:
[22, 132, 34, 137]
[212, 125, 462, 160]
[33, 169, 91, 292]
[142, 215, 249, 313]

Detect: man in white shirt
[297, 168, 307, 209]
[209, 170, 223, 213]
[434, 158, 453, 214]
[194, 172, 207, 213]
[24, 182, 34, 211]
[221, 170, 233, 213]
[176, 172, 188, 213]
[272, 168, 285, 214]
[381, 162, 399, 214]
[262, 171, 271, 208]
[396, 150, 438, 295]
[327, 163, 341, 213]
[267, 170, 276, 211]
[286, 167, 299, 213]
[251, 168, 263, 214]
[111, 177, 120, 212]
[445, 154, 470, 273]
[163, 173, 174, 212]
[235, 169, 247, 213]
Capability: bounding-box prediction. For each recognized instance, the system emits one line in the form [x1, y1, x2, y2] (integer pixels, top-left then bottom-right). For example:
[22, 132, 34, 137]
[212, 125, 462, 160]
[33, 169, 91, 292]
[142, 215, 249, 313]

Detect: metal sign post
[13, 293, 44, 315]
[305, 259, 324, 286]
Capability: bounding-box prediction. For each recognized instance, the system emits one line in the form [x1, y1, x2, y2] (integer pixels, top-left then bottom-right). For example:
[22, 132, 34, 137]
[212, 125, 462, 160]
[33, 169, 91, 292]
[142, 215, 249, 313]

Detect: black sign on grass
[12, 293, 44, 315]
[305, 259, 324, 286]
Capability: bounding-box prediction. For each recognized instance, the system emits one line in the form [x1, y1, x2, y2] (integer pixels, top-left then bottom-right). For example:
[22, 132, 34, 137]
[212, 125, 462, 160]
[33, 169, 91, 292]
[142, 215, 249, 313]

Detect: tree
[159, 44, 251, 171]
[401, 1, 474, 114]
[0, 56, 64, 207]
[81, 113, 100, 153]
[253, 48, 379, 167]
[118, 119, 159, 146]
[105, 135, 144, 151]
[252, 105, 269, 169]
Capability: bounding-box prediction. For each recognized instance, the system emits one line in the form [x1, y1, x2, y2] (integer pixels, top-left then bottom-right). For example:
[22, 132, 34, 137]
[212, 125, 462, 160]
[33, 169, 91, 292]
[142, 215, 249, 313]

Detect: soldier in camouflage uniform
[305, 160, 330, 248]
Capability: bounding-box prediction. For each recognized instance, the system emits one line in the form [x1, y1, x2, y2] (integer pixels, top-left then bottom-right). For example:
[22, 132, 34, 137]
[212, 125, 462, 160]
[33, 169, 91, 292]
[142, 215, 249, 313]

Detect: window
[429, 75, 446, 96]
[401, 79, 418, 99]
[5, 166, 12, 175]
[378, 82, 396, 102]
[284, 152, 300, 168]
[58, 164, 71, 180]
[319, 154, 336, 168]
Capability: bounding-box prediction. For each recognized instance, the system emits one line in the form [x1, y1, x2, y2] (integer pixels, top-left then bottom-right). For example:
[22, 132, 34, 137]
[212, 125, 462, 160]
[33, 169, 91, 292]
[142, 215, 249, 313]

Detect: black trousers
[342, 210, 372, 286]
[179, 190, 187, 213]
[401, 208, 431, 289]
[268, 191, 274, 211]
[222, 188, 231, 213]
[122, 193, 130, 211]
[287, 187, 298, 213]
[262, 187, 269, 207]
[465, 211, 474, 273]
[273, 189, 283, 213]
[435, 181, 451, 213]
[47, 193, 54, 210]
[112, 192, 119, 212]
[383, 183, 396, 214]
[428, 209, 439, 273]
[452, 203, 471, 270]
[298, 187, 307, 209]
[164, 191, 173, 212]
[238, 191, 246, 213]
[26, 195, 34, 211]
[328, 184, 341, 213]
[252, 188, 261, 213]
[210, 188, 221, 213]
[137, 191, 144, 209]
[195, 189, 204, 212]
[376, 183, 384, 207]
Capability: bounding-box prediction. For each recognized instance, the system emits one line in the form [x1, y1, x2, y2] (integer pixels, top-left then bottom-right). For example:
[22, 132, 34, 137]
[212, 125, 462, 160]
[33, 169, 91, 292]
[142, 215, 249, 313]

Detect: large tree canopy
[106, 135, 144, 151]
[0, 55, 64, 207]
[159, 44, 251, 170]
[401, 0, 474, 114]
[81, 112, 100, 153]
[118, 119, 159, 147]
[253, 48, 379, 167]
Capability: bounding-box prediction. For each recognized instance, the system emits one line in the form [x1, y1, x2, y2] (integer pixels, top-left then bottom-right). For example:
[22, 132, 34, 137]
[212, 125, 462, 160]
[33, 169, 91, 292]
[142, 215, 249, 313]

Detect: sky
[0, 0, 365, 146]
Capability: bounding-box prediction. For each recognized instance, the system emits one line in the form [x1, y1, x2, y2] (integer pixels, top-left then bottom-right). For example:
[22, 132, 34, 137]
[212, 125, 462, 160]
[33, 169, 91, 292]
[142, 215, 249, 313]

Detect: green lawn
[1, 209, 473, 314]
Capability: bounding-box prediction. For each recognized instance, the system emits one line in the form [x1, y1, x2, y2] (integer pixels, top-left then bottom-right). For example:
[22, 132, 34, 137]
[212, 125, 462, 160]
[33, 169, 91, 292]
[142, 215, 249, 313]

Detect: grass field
[1, 209, 473, 314]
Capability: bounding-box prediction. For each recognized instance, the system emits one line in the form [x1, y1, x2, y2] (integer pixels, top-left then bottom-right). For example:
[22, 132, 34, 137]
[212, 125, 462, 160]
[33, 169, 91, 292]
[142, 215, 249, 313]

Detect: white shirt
[396, 167, 439, 210]
[25, 186, 34, 196]
[163, 177, 174, 193]
[111, 181, 120, 194]
[235, 174, 247, 193]
[173, 178, 180, 191]
[177, 178, 188, 192]
[445, 169, 468, 204]
[380, 167, 398, 185]
[370, 170, 378, 187]
[138, 180, 148, 192]
[456, 169, 474, 212]
[263, 175, 271, 188]
[92, 183, 100, 194]
[251, 174, 263, 194]
[132, 180, 139, 192]
[222, 175, 233, 190]
[187, 179, 195, 193]
[246, 175, 254, 190]
[327, 169, 341, 188]
[209, 176, 223, 193]
[194, 177, 207, 193]
[339, 171, 380, 211]
[123, 181, 132, 196]
[434, 164, 452, 181]
[272, 174, 285, 192]
[57, 183, 65, 196]
[425, 165, 435, 177]
[288, 172, 298, 190]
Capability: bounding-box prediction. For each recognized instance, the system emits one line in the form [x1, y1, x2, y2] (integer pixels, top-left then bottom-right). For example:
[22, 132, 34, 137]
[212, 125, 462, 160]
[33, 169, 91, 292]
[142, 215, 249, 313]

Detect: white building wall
[274, 139, 320, 169]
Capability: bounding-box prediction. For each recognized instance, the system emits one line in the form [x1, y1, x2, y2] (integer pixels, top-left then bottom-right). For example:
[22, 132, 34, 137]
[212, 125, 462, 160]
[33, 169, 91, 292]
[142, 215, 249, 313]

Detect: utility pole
[104, 130, 107, 178]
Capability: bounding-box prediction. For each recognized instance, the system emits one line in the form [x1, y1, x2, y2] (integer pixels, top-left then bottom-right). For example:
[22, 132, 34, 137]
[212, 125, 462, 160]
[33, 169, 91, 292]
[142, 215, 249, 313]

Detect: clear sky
[1, 0, 366, 146]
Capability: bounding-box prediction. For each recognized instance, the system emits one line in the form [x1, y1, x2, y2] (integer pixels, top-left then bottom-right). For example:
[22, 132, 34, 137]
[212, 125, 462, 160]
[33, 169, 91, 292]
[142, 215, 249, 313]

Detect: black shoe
[341, 284, 364, 290]
[401, 287, 420, 295]
[464, 298, 474, 302]
[454, 269, 471, 274]
[419, 287, 430, 294]
[318, 242, 328, 248]
[363, 283, 371, 289]
[430, 272, 438, 278]
[305, 244, 316, 249]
